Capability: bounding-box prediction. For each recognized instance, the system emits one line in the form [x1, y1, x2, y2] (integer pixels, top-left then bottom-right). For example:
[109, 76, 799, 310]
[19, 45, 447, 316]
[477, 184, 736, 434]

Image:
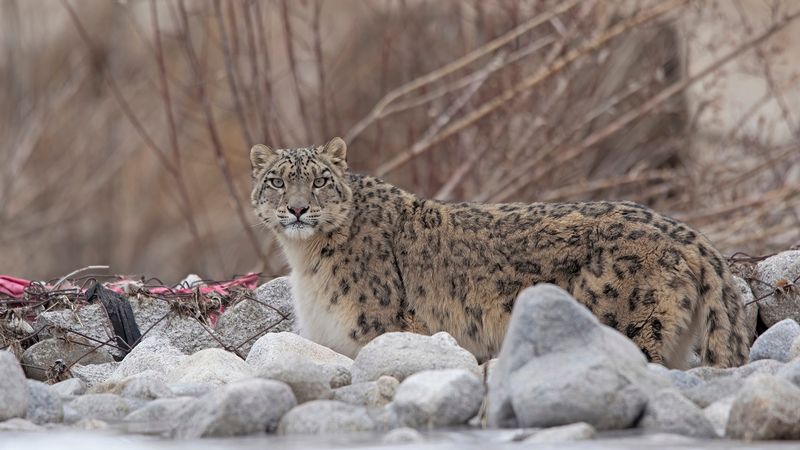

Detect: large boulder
[751, 250, 800, 327]
[351, 332, 479, 383]
[0, 351, 28, 421]
[487, 284, 668, 430]
[215, 277, 295, 355]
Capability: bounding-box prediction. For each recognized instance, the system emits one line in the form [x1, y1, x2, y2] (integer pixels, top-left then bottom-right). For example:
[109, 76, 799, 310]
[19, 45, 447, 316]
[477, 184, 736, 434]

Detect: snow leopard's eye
[269, 178, 284, 189]
[313, 177, 328, 189]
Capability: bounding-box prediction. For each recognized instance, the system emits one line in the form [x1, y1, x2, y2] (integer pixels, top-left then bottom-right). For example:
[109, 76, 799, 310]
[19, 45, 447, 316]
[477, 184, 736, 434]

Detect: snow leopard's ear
[319, 137, 347, 169]
[250, 144, 276, 176]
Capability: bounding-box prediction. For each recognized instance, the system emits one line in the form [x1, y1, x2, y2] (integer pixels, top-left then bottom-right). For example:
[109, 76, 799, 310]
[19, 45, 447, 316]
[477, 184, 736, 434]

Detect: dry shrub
[0, 0, 798, 282]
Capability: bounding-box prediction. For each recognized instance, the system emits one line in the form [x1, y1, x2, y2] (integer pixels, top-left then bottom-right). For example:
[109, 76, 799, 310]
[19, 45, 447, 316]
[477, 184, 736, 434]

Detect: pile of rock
[1, 250, 799, 442]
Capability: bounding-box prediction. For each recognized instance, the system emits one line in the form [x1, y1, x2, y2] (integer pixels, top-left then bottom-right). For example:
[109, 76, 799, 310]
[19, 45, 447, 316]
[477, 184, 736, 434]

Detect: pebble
[522, 422, 596, 443]
[173, 378, 296, 438]
[50, 378, 87, 397]
[639, 389, 716, 438]
[726, 374, 800, 440]
[333, 376, 399, 408]
[25, 379, 63, 425]
[277, 400, 377, 435]
[749, 319, 800, 363]
[64, 393, 130, 423]
[389, 369, 484, 428]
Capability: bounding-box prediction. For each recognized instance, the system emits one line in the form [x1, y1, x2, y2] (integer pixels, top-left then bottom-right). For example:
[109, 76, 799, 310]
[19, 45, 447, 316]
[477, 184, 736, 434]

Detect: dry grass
[1, 0, 799, 282]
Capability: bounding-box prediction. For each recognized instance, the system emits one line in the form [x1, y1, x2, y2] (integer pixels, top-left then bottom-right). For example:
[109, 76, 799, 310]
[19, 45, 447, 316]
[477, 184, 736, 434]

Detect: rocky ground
[1, 250, 800, 446]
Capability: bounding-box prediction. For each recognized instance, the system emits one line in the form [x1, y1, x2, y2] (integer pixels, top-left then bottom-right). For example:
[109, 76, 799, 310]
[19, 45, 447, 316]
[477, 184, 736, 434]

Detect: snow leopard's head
[250, 137, 352, 240]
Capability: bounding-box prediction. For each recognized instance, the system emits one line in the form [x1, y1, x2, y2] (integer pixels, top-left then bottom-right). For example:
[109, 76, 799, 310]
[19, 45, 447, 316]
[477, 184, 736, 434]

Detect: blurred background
[1, 0, 799, 283]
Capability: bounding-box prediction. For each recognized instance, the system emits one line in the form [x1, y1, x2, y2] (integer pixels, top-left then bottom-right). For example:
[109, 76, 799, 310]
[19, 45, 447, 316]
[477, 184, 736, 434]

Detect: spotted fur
[250, 138, 750, 368]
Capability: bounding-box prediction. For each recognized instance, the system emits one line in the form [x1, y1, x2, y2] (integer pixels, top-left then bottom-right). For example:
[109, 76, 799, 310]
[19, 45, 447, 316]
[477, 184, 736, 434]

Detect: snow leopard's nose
[289, 205, 309, 218]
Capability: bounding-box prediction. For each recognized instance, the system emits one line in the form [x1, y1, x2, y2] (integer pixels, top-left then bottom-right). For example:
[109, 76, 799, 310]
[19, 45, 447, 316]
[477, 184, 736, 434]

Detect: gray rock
[789, 335, 800, 360]
[109, 333, 186, 380]
[351, 332, 479, 383]
[333, 376, 398, 408]
[25, 380, 63, 425]
[0, 418, 42, 431]
[215, 277, 295, 355]
[509, 353, 648, 430]
[258, 358, 335, 403]
[0, 351, 28, 421]
[128, 296, 172, 333]
[277, 400, 376, 435]
[73, 418, 108, 430]
[50, 378, 87, 397]
[390, 369, 484, 428]
[166, 348, 252, 386]
[749, 319, 800, 363]
[33, 304, 116, 355]
[90, 370, 173, 399]
[71, 362, 119, 387]
[131, 300, 221, 355]
[168, 382, 215, 398]
[523, 422, 596, 443]
[734, 359, 784, 378]
[751, 250, 800, 327]
[64, 393, 130, 423]
[173, 378, 296, 438]
[665, 369, 703, 389]
[123, 397, 195, 434]
[381, 427, 424, 444]
[726, 374, 800, 440]
[639, 389, 716, 438]
[247, 332, 352, 389]
[487, 284, 668, 430]
[777, 359, 800, 386]
[704, 396, 735, 437]
[686, 366, 732, 381]
[733, 276, 759, 342]
[20, 337, 115, 381]
[680, 377, 742, 408]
